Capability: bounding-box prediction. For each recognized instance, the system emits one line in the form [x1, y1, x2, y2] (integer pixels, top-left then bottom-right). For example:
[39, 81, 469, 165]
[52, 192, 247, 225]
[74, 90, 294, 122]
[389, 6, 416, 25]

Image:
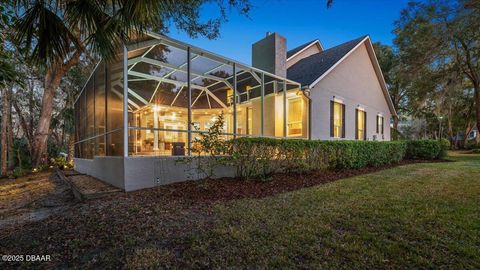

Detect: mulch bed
[142, 159, 448, 204]
[68, 174, 121, 195]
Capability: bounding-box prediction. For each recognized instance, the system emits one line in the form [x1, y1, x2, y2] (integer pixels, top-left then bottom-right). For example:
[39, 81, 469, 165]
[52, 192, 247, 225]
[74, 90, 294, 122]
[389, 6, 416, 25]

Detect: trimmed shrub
[405, 139, 450, 160]
[232, 138, 407, 179]
[231, 138, 448, 180]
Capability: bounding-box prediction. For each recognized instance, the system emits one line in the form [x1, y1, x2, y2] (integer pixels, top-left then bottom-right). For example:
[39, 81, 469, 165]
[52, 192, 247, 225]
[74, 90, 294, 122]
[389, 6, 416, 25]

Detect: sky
[167, 0, 411, 65]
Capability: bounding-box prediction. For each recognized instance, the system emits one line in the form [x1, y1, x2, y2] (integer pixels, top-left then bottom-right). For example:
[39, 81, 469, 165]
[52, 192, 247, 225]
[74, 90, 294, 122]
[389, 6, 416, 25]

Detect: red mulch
[145, 159, 448, 204]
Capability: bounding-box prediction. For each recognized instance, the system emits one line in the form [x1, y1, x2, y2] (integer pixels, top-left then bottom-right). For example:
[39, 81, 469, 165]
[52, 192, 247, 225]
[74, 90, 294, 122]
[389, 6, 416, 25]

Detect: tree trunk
[12, 97, 34, 157]
[32, 69, 63, 166]
[464, 123, 473, 147]
[475, 84, 480, 145]
[67, 133, 75, 162]
[7, 88, 14, 171]
[1, 86, 9, 175]
[393, 115, 399, 131]
[32, 52, 81, 166]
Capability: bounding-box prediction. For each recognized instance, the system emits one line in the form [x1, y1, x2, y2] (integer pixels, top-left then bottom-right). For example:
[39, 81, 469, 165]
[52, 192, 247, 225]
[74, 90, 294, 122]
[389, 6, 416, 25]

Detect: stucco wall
[76, 156, 236, 192]
[286, 43, 322, 68]
[309, 43, 392, 141]
[74, 157, 125, 189]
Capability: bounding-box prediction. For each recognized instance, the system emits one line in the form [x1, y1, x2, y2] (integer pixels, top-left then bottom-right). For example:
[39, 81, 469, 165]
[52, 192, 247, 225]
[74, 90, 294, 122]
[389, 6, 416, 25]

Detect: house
[73, 32, 396, 191]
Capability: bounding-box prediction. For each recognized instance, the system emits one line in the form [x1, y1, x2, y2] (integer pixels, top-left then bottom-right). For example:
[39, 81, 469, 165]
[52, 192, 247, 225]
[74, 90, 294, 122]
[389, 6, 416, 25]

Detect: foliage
[12, 167, 31, 178]
[12, 0, 251, 67]
[52, 156, 73, 170]
[394, 0, 480, 144]
[4, 0, 251, 167]
[405, 139, 450, 160]
[372, 42, 409, 126]
[12, 138, 32, 169]
[230, 137, 450, 180]
[231, 138, 402, 180]
[465, 141, 480, 150]
[184, 113, 232, 179]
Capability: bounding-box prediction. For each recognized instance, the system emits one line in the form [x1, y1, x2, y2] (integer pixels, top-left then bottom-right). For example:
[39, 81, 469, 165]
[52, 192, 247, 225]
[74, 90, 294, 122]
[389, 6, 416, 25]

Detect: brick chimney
[252, 32, 287, 77]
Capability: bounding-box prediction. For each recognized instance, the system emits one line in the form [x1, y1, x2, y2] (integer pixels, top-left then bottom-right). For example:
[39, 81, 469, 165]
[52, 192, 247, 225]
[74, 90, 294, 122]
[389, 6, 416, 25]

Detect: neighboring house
[452, 127, 478, 142]
[74, 32, 396, 191]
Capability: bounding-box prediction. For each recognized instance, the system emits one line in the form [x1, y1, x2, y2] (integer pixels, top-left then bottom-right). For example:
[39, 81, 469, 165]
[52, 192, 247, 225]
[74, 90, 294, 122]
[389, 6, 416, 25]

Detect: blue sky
[168, 0, 410, 65]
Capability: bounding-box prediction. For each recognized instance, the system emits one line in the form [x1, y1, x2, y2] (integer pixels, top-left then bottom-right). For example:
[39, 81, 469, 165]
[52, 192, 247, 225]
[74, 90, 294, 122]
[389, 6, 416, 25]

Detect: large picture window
[330, 101, 345, 138]
[356, 109, 367, 140]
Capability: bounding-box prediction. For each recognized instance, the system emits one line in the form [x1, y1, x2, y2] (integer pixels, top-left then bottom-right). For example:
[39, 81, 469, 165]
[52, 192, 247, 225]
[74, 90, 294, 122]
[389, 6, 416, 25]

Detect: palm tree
[12, 0, 250, 166]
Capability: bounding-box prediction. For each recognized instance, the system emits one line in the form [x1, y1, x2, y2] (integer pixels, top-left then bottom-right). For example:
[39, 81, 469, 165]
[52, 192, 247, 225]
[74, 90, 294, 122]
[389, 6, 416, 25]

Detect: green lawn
[169, 152, 480, 269]
[2, 152, 480, 269]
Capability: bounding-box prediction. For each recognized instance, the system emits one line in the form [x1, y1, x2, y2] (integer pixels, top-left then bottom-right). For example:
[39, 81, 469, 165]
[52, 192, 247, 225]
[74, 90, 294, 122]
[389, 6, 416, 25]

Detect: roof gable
[286, 39, 323, 60]
[287, 36, 367, 86]
[287, 35, 397, 116]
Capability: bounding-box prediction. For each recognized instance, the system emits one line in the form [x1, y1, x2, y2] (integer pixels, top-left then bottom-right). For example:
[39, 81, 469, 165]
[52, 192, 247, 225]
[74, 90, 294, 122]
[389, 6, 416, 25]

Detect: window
[247, 107, 253, 135]
[356, 109, 367, 140]
[377, 115, 384, 134]
[287, 98, 303, 136]
[330, 101, 345, 138]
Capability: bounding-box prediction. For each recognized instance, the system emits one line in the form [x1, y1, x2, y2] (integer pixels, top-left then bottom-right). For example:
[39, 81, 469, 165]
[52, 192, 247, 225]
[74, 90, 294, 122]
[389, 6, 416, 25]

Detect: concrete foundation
[74, 156, 236, 192]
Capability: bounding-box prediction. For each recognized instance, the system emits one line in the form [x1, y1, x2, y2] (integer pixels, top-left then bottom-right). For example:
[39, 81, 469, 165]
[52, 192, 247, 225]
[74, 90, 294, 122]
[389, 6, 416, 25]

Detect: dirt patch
[0, 172, 76, 230]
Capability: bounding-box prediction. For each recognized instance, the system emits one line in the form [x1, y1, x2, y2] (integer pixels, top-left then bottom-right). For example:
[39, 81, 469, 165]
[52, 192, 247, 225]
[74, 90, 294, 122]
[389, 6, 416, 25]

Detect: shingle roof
[287, 36, 367, 86]
[286, 39, 319, 59]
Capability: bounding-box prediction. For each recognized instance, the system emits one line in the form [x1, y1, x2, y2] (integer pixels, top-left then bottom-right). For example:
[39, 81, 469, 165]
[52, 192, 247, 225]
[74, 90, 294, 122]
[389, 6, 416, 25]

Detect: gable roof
[287, 36, 367, 86]
[287, 35, 397, 117]
[286, 39, 323, 60]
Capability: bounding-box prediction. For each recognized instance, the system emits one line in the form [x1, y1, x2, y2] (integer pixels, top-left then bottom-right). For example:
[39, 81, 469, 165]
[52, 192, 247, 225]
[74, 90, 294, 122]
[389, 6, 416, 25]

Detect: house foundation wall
[74, 157, 126, 190]
[75, 156, 236, 192]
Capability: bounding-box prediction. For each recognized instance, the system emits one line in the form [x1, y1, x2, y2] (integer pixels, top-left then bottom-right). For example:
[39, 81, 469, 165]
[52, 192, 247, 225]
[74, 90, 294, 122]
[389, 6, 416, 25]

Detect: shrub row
[231, 138, 449, 180]
[405, 139, 450, 160]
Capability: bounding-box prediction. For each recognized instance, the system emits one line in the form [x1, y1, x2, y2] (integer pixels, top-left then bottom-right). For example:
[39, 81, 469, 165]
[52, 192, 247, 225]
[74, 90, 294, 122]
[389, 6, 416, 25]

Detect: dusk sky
[168, 0, 411, 65]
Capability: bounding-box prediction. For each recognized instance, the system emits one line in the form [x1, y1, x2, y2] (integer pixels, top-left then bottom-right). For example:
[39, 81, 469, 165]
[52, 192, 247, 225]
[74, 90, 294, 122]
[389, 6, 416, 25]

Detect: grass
[165, 152, 480, 269]
[1, 152, 480, 269]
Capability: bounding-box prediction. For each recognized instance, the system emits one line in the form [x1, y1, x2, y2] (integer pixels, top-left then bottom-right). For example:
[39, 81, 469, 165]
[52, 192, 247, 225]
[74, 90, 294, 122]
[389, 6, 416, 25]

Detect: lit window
[356, 109, 366, 140]
[331, 101, 344, 138]
[247, 107, 253, 135]
[288, 98, 303, 136]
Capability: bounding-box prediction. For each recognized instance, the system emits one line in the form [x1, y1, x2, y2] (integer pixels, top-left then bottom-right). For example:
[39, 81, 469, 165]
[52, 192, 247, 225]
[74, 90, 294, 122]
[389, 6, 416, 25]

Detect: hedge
[231, 138, 449, 180]
[405, 139, 450, 160]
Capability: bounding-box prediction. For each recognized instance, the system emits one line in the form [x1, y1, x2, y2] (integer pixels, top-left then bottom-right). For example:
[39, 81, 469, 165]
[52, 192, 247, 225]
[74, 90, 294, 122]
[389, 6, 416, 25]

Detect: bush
[405, 139, 449, 160]
[464, 141, 480, 150]
[52, 156, 73, 170]
[232, 138, 408, 180]
[231, 138, 449, 180]
[182, 113, 232, 179]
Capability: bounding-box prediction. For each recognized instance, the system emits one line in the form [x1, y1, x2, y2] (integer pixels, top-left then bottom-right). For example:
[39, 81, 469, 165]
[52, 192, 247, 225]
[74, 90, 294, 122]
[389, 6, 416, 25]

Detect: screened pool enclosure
[74, 33, 309, 159]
